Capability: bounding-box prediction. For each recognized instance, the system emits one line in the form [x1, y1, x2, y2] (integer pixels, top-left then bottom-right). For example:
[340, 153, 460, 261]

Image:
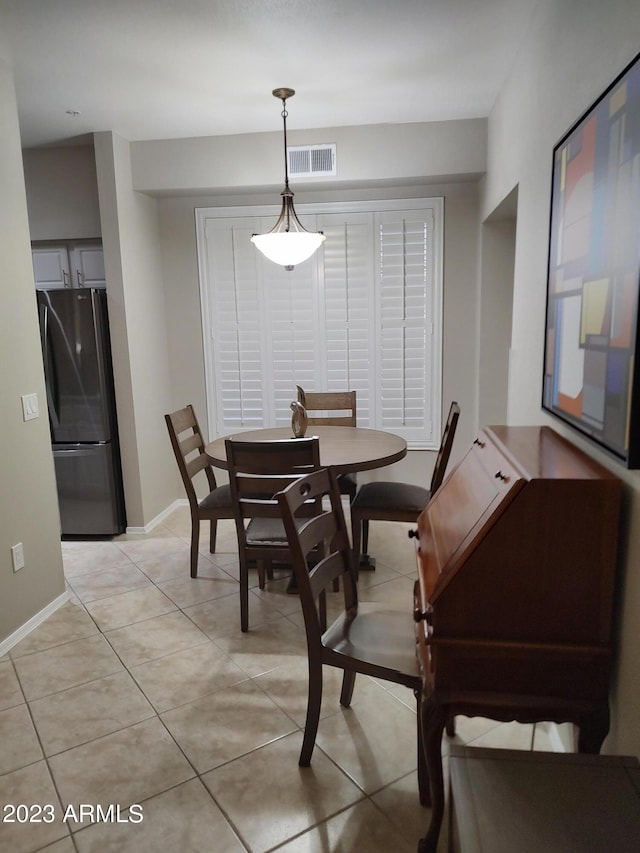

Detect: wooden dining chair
[296, 385, 358, 500]
[350, 401, 460, 565]
[276, 467, 428, 806]
[225, 436, 322, 632]
[165, 404, 234, 578]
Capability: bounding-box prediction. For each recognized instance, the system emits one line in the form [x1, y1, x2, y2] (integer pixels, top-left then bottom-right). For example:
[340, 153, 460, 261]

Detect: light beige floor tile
[315, 677, 421, 794]
[105, 611, 209, 667]
[39, 838, 77, 853]
[129, 641, 248, 713]
[276, 798, 417, 853]
[161, 679, 297, 773]
[67, 563, 152, 603]
[253, 656, 347, 728]
[135, 550, 218, 584]
[202, 731, 363, 852]
[0, 703, 43, 773]
[13, 634, 123, 701]
[85, 585, 177, 631]
[468, 720, 534, 750]
[156, 572, 238, 608]
[74, 778, 246, 853]
[360, 520, 418, 569]
[213, 615, 308, 677]
[357, 574, 416, 610]
[114, 536, 190, 562]
[183, 589, 284, 641]
[371, 769, 436, 849]
[85, 584, 177, 631]
[532, 720, 561, 751]
[251, 575, 307, 618]
[0, 761, 70, 852]
[356, 560, 406, 589]
[29, 670, 155, 756]
[62, 541, 134, 577]
[446, 715, 504, 747]
[0, 659, 23, 709]
[9, 602, 98, 658]
[49, 718, 195, 829]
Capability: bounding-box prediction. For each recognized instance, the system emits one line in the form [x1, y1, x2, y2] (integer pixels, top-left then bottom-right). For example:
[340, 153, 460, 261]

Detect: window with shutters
[196, 198, 443, 449]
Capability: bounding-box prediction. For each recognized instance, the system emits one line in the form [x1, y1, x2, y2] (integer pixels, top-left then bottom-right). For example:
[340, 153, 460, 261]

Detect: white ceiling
[4, 0, 537, 149]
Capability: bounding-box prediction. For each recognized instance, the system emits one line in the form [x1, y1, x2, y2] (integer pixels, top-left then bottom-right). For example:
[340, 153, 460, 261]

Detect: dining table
[204, 424, 407, 475]
[205, 425, 407, 571]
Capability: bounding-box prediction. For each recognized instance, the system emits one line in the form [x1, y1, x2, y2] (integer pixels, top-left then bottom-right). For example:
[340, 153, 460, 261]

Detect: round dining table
[204, 425, 407, 474]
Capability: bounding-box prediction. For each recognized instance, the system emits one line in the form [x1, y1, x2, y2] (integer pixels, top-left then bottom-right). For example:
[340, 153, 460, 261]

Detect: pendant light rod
[250, 87, 326, 270]
[273, 87, 295, 195]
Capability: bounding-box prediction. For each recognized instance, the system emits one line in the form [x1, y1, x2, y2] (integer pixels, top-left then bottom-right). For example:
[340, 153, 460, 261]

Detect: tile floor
[1, 508, 558, 853]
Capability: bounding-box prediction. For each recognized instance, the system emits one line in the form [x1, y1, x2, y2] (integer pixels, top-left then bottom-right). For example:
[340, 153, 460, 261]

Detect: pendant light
[251, 88, 325, 271]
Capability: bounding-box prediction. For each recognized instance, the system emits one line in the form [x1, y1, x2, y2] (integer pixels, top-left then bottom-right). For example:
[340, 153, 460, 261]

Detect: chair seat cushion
[323, 603, 421, 681]
[245, 516, 287, 544]
[200, 483, 232, 510]
[351, 481, 429, 512]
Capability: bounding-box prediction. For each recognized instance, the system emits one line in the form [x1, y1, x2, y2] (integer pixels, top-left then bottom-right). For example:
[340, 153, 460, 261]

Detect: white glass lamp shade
[251, 231, 326, 267]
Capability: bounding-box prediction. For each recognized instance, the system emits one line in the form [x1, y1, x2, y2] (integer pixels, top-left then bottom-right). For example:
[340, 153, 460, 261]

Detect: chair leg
[257, 559, 266, 590]
[351, 509, 362, 565]
[339, 670, 356, 707]
[362, 519, 370, 555]
[446, 716, 456, 738]
[190, 517, 200, 578]
[209, 519, 217, 554]
[239, 556, 249, 632]
[300, 663, 323, 767]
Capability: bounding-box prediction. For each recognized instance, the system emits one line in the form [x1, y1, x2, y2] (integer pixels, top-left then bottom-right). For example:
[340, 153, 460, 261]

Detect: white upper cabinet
[31, 245, 71, 289]
[32, 240, 105, 289]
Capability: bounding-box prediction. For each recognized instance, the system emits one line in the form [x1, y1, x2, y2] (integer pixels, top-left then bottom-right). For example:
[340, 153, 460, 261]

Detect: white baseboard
[0, 590, 69, 657]
[125, 499, 187, 535]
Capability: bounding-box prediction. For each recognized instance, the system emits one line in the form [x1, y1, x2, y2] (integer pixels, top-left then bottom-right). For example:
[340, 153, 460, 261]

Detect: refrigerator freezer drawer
[53, 443, 125, 536]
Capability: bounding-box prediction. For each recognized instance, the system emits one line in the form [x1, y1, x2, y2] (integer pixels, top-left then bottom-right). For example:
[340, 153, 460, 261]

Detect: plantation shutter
[376, 209, 438, 445]
[197, 199, 442, 448]
[316, 212, 375, 426]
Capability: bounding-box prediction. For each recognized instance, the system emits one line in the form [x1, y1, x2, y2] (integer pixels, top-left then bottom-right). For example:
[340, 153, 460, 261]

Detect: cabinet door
[71, 244, 105, 288]
[32, 246, 71, 289]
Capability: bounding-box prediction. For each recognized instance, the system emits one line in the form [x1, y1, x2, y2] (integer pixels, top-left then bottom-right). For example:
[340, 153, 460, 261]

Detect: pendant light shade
[251, 88, 325, 271]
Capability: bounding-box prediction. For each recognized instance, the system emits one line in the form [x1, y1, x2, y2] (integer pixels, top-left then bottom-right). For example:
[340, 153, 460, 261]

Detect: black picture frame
[542, 51, 640, 468]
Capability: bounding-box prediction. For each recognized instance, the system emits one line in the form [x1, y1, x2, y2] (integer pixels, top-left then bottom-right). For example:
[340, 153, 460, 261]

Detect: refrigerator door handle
[54, 445, 107, 456]
[39, 302, 60, 429]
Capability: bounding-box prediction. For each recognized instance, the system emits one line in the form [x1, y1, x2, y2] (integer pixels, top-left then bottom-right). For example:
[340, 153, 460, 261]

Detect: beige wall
[94, 132, 176, 529]
[0, 58, 65, 646]
[132, 118, 487, 195]
[23, 145, 102, 240]
[482, 0, 640, 756]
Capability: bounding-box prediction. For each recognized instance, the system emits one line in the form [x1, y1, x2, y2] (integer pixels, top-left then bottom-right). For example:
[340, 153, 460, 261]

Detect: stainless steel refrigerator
[37, 288, 126, 536]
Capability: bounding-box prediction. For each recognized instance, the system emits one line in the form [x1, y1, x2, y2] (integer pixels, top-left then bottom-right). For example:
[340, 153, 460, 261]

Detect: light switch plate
[21, 393, 39, 421]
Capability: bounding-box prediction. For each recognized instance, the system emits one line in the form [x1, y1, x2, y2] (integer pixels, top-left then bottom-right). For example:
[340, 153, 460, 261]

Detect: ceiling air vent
[287, 144, 336, 178]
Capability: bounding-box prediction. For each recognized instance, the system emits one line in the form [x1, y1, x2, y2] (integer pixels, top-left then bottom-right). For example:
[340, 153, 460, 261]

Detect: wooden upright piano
[413, 425, 622, 853]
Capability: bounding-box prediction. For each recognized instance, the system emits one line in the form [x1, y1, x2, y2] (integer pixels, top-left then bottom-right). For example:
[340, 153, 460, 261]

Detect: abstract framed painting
[543, 50, 640, 468]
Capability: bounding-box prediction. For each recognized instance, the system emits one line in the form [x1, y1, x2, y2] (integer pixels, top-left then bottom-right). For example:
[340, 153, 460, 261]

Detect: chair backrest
[277, 467, 358, 643]
[297, 386, 357, 427]
[165, 405, 216, 508]
[429, 401, 461, 495]
[225, 436, 322, 531]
